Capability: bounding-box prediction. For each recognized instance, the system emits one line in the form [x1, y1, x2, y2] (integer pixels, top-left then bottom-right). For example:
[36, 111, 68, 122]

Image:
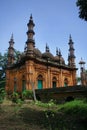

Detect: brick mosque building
[6, 15, 77, 92]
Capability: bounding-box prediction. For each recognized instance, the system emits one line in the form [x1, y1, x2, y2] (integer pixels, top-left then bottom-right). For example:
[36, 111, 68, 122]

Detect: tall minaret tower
[25, 14, 35, 56]
[7, 34, 15, 66]
[68, 35, 76, 67]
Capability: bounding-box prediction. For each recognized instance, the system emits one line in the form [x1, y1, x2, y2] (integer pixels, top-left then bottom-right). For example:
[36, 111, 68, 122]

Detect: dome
[33, 48, 42, 57]
[60, 57, 65, 64]
[54, 55, 60, 62]
[54, 55, 65, 64]
[42, 52, 54, 60]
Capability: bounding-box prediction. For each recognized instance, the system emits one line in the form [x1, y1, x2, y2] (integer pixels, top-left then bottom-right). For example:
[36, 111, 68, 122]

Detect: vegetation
[76, 0, 87, 21]
[0, 50, 21, 81]
[0, 87, 87, 130]
[0, 88, 6, 103]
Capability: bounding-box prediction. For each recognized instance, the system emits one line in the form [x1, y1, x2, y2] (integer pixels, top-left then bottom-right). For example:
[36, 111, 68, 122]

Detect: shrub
[22, 90, 33, 100]
[11, 92, 19, 103]
[0, 88, 6, 103]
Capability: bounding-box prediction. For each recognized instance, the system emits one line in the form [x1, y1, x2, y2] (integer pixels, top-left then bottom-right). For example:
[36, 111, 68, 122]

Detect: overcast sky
[0, 0, 87, 76]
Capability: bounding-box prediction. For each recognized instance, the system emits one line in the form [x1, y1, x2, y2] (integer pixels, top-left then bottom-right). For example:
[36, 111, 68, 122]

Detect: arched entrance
[37, 75, 43, 89]
[64, 78, 68, 87]
[14, 77, 17, 92]
[22, 75, 26, 91]
[52, 77, 57, 88]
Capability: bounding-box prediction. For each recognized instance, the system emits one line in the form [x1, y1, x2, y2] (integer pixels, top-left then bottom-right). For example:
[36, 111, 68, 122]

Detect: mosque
[6, 15, 77, 92]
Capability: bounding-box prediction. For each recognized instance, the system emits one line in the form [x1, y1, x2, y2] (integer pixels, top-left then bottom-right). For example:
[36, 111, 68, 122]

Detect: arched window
[52, 77, 57, 88]
[37, 75, 43, 89]
[14, 77, 17, 92]
[64, 78, 68, 87]
[22, 75, 26, 91]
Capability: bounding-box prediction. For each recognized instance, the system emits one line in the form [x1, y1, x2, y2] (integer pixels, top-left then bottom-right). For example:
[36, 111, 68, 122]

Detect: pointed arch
[52, 77, 57, 88]
[37, 74, 43, 89]
[64, 78, 68, 87]
[22, 75, 26, 91]
[14, 77, 17, 92]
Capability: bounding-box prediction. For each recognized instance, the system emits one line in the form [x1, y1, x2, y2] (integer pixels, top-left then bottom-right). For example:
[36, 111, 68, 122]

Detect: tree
[0, 50, 21, 80]
[76, 0, 87, 21]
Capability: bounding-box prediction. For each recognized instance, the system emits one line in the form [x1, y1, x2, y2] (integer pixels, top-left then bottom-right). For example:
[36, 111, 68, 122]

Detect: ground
[0, 99, 87, 130]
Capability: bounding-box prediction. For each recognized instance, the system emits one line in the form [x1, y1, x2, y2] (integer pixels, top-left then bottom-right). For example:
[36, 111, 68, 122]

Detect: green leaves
[76, 0, 87, 21]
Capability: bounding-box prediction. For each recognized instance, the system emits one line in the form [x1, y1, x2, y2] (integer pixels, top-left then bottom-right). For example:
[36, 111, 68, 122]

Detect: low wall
[35, 85, 87, 103]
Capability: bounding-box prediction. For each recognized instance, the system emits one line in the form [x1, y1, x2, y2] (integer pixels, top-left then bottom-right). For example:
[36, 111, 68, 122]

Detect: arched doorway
[22, 75, 26, 91]
[14, 77, 17, 92]
[64, 78, 68, 87]
[52, 77, 57, 88]
[37, 75, 43, 89]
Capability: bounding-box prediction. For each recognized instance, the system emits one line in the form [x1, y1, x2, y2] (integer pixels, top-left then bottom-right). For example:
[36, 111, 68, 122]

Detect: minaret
[25, 14, 35, 56]
[68, 35, 76, 67]
[7, 34, 15, 66]
[79, 58, 86, 85]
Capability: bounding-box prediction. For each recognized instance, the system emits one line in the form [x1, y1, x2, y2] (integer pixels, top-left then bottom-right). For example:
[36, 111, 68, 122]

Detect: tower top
[79, 58, 86, 65]
[69, 34, 74, 44]
[27, 14, 35, 27]
[9, 33, 14, 44]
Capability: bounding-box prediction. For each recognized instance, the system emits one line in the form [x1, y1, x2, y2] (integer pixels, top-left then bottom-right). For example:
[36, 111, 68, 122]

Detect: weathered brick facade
[6, 15, 77, 92]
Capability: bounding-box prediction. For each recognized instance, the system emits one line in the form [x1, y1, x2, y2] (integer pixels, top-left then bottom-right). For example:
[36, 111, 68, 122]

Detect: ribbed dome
[42, 52, 54, 60]
[54, 55, 60, 62]
[60, 57, 65, 64]
[33, 48, 42, 57]
[54, 55, 65, 64]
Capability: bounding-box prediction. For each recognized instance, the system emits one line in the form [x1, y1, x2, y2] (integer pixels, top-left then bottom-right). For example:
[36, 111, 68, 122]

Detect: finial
[11, 33, 14, 40]
[59, 49, 62, 56]
[9, 33, 14, 43]
[30, 14, 33, 20]
[56, 47, 59, 56]
[69, 34, 72, 39]
[69, 34, 73, 42]
[46, 43, 49, 52]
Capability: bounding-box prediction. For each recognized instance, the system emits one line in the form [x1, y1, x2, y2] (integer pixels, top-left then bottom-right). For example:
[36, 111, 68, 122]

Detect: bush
[22, 90, 33, 100]
[0, 88, 6, 103]
[11, 92, 19, 103]
[59, 100, 87, 116]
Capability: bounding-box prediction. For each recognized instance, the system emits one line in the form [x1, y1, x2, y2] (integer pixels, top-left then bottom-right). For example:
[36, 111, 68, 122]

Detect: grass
[0, 99, 87, 130]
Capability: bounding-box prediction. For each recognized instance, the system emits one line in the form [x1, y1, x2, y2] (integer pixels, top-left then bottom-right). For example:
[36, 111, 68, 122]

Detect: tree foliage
[76, 0, 87, 21]
[0, 50, 21, 80]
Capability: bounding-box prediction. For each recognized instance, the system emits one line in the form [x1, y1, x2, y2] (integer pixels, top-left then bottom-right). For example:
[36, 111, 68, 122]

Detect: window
[52, 77, 57, 88]
[64, 78, 68, 87]
[14, 77, 17, 92]
[37, 75, 43, 89]
[22, 75, 26, 91]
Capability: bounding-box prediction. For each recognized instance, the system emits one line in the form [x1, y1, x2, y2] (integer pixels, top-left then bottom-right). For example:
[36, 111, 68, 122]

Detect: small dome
[54, 55, 65, 64]
[42, 52, 54, 60]
[54, 55, 60, 62]
[60, 57, 65, 64]
[33, 48, 42, 57]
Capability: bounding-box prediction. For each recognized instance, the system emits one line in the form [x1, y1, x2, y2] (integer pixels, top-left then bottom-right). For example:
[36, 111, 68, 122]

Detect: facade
[6, 15, 77, 92]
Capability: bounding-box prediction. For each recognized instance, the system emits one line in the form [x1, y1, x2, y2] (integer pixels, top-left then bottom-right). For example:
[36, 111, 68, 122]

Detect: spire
[30, 14, 32, 19]
[25, 14, 35, 56]
[59, 49, 62, 57]
[69, 34, 72, 41]
[7, 34, 15, 66]
[68, 35, 76, 67]
[9, 33, 14, 46]
[56, 47, 59, 56]
[46, 43, 50, 52]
